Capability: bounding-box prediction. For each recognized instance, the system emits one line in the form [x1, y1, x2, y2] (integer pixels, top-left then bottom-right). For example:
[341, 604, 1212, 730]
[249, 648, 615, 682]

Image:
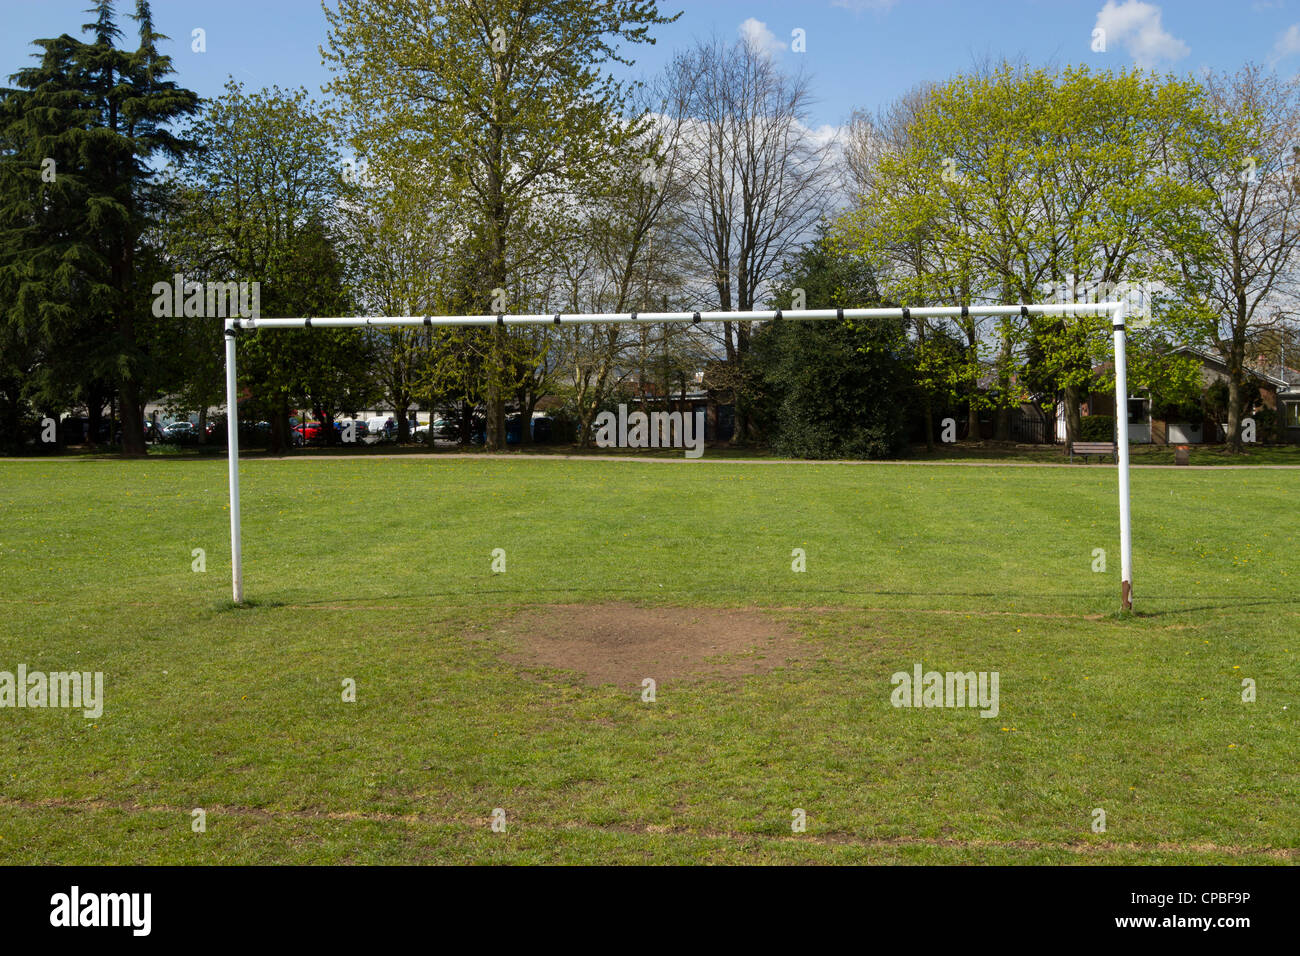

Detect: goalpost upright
[222, 302, 1134, 610]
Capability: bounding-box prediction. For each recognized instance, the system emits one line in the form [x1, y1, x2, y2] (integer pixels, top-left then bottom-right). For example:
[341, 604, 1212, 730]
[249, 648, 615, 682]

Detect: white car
[366, 416, 395, 441]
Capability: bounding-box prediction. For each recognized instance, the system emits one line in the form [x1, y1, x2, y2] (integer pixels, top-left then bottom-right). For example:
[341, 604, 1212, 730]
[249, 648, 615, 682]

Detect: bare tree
[663, 34, 833, 443]
[541, 83, 695, 446]
[1171, 65, 1300, 451]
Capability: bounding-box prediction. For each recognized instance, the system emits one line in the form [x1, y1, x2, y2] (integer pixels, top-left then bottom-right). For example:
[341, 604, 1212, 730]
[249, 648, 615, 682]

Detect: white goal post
[223, 302, 1133, 609]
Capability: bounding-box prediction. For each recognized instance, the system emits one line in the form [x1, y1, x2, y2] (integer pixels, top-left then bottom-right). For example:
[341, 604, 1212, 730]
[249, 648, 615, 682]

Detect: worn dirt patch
[498, 603, 806, 686]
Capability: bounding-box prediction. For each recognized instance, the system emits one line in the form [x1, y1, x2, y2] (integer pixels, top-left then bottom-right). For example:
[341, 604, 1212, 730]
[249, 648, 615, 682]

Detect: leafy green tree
[337, 171, 452, 442]
[176, 81, 366, 451]
[322, 0, 679, 450]
[748, 316, 912, 460]
[837, 64, 1213, 446]
[910, 320, 969, 449]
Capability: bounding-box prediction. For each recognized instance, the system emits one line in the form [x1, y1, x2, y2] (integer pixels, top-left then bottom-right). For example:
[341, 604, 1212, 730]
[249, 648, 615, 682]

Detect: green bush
[1249, 406, 1280, 443]
[748, 318, 911, 460]
[1078, 415, 1115, 441]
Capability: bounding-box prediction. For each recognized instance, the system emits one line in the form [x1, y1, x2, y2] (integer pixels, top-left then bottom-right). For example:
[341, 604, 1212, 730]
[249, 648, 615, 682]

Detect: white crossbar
[233, 303, 1118, 330]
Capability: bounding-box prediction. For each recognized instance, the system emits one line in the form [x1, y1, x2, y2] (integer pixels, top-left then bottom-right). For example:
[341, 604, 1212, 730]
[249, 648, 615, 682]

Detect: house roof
[1170, 345, 1290, 388]
[1249, 358, 1300, 386]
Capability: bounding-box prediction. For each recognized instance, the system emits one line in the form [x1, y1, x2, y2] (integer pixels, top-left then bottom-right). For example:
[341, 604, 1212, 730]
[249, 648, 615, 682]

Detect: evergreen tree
[0, 1, 198, 453]
[751, 234, 913, 459]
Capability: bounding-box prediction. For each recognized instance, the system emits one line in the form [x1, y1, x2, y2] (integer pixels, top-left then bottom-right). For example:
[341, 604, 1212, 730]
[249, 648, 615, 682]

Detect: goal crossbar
[222, 302, 1134, 609]
[232, 302, 1117, 330]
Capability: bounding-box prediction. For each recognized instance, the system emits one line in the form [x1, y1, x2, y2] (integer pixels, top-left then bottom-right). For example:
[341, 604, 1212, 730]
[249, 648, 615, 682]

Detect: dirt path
[1, 795, 1290, 859]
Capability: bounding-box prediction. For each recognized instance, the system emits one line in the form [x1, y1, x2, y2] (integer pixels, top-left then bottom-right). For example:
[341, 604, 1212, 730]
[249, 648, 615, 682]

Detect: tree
[544, 89, 693, 445]
[748, 316, 912, 460]
[751, 231, 910, 458]
[339, 168, 470, 443]
[177, 81, 364, 452]
[322, 0, 678, 450]
[0, 0, 198, 454]
[662, 32, 833, 444]
[838, 64, 1213, 447]
[1166, 65, 1300, 452]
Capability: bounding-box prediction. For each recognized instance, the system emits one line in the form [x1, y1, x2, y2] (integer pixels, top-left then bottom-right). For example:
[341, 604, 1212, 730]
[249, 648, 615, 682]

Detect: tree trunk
[964, 327, 980, 439]
[87, 393, 103, 450]
[118, 385, 146, 455]
[1063, 383, 1082, 448]
[459, 401, 474, 448]
[730, 321, 752, 446]
[485, 331, 507, 451]
[1226, 342, 1244, 453]
[395, 392, 410, 443]
[923, 393, 934, 451]
[321, 407, 340, 446]
[270, 397, 291, 454]
[994, 321, 1014, 442]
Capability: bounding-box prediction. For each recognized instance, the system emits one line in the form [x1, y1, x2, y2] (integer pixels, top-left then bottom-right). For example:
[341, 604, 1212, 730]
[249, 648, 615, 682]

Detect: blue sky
[3, 1, 1300, 129]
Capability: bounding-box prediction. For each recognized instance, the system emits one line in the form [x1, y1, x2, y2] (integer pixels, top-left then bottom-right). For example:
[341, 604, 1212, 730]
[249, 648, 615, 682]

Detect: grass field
[0, 456, 1295, 864]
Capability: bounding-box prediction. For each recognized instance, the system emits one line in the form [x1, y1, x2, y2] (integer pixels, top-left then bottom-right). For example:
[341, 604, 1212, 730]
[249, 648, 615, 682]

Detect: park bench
[1069, 441, 1117, 463]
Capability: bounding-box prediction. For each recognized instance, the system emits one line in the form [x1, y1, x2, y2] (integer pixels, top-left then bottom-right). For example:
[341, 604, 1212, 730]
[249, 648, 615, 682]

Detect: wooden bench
[1070, 441, 1117, 463]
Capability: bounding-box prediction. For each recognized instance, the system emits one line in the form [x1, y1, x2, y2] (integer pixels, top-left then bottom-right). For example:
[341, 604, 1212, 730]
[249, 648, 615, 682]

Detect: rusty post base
[1121, 580, 1132, 611]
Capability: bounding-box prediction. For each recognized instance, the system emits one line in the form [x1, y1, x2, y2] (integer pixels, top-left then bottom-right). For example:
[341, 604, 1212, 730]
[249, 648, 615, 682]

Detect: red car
[292, 422, 327, 446]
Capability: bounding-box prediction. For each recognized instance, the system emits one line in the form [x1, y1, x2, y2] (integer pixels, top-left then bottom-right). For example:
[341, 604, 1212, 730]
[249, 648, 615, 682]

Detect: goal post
[221, 302, 1134, 610]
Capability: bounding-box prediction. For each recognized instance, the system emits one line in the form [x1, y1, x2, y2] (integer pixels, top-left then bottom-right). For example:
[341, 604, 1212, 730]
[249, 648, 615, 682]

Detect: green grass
[30, 438, 1300, 466]
[0, 456, 1295, 864]
[909, 442, 1300, 466]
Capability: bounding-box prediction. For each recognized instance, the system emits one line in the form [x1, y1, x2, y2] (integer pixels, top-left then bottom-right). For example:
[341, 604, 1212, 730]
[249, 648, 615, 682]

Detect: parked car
[413, 418, 454, 443]
[61, 417, 119, 445]
[245, 420, 272, 445]
[292, 421, 328, 446]
[335, 419, 369, 442]
[161, 421, 199, 445]
[505, 414, 554, 444]
[366, 416, 396, 442]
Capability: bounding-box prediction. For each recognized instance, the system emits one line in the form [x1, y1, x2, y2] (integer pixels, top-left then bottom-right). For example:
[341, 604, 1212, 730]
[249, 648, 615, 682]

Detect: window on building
[1286, 402, 1300, 428]
[1127, 397, 1150, 425]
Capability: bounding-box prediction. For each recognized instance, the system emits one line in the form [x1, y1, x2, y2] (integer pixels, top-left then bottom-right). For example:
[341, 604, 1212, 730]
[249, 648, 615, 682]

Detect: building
[1086, 345, 1294, 444]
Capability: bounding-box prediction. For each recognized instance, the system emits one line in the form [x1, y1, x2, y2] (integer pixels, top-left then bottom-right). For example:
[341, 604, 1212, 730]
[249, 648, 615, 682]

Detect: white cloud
[1270, 23, 1300, 64]
[831, 0, 900, 12]
[1094, 1, 1190, 67]
[738, 17, 786, 57]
